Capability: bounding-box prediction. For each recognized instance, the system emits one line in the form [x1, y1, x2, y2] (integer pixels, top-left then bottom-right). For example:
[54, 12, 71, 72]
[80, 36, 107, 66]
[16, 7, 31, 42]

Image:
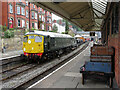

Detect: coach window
[24, 36, 28, 42]
[35, 36, 42, 42]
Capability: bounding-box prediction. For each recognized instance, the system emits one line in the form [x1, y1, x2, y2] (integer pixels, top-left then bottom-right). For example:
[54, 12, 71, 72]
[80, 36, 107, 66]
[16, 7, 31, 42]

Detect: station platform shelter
[32, 1, 120, 88]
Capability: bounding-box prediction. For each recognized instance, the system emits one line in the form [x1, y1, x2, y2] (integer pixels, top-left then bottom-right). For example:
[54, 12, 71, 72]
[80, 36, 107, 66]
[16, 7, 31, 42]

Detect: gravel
[2, 42, 88, 88]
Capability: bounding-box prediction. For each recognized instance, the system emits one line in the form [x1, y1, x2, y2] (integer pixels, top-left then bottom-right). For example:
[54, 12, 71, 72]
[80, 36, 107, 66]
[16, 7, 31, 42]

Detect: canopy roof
[25, 30, 72, 38]
[74, 35, 82, 38]
[33, 1, 107, 31]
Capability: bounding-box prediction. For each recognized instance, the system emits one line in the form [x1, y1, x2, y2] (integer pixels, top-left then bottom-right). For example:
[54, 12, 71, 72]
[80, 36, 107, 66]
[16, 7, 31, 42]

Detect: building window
[42, 15, 44, 21]
[22, 20, 25, 27]
[18, 19, 20, 27]
[32, 12, 34, 19]
[39, 15, 41, 21]
[26, 1, 28, 6]
[26, 21, 29, 29]
[49, 19, 51, 23]
[26, 10, 28, 18]
[33, 4, 35, 8]
[21, 7, 25, 15]
[47, 26, 49, 31]
[35, 23, 38, 29]
[48, 12, 49, 15]
[40, 8, 42, 11]
[44, 10, 45, 14]
[9, 4, 13, 13]
[17, 6, 20, 14]
[32, 23, 34, 28]
[42, 24, 44, 30]
[35, 13, 37, 19]
[49, 26, 51, 31]
[47, 19, 49, 23]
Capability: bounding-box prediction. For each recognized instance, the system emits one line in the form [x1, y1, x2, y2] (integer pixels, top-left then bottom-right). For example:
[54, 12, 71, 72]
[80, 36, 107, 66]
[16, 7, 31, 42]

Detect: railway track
[0, 55, 24, 66]
[2, 42, 89, 89]
[1, 63, 37, 82]
[1, 62, 28, 74]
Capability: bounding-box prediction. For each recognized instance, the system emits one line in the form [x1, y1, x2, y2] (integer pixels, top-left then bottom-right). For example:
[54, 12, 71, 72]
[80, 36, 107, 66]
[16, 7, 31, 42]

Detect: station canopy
[32, 0, 108, 31]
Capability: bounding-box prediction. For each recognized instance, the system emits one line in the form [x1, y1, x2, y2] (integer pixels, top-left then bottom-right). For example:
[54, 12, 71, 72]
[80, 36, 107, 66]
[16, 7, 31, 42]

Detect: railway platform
[28, 42, 118, 89]
[1, 50, 23, 59]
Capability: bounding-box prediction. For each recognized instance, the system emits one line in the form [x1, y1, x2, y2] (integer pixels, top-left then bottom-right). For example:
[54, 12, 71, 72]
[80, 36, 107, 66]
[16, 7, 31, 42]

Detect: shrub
[11, 31, 14, 37]
[62, 32, 65, 34]
[1, 25, 7, 32]
[65, 31, 68, 34]
[4, 30, 14, 38]
[31, 28, 35, 30]
[9, 28, 14, 31]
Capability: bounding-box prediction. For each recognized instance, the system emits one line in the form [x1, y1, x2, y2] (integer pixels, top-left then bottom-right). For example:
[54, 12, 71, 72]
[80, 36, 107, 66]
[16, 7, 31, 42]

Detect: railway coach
[22, 30, 77, 63]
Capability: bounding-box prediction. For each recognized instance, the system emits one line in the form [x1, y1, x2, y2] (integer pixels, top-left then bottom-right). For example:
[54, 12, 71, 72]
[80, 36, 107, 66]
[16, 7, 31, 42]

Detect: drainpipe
[37, 6, 39, 29]
[29, 2, 30, 31]
[7, 1, 9, 29]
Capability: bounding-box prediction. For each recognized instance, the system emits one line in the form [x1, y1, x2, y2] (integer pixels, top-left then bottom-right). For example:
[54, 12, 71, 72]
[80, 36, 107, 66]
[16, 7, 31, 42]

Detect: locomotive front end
[23, 34, 44, 60]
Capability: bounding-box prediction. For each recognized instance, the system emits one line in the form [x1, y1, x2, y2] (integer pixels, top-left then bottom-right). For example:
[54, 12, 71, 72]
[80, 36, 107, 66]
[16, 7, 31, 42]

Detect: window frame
[26, 21, 29, 29]
[26, 10, 28, 18]
[18, 19, 21, 27]
[22, 19, 25, 28]
[32, 11, 34, 19]
[26, 1, 28, 6]
[17, 6, 20, 14]
[35, 36, 42, 42]
[35, 12, 37, 19]
[32, 22, 34, 28]
[9, 4, 13, 13]
[24, 36, 28, 43]
[29, 35, 34, 39]
[35, 23, 38, 29]
[33, 4, 35, 8]
[21, 7, 25, 16]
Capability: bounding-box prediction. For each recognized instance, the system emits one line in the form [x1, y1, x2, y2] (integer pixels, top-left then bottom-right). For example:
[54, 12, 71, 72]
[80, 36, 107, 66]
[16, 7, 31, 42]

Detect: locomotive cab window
[35, 36, 42, 42]
[24, 36, 28, 42]
[29, 35, 34, 39]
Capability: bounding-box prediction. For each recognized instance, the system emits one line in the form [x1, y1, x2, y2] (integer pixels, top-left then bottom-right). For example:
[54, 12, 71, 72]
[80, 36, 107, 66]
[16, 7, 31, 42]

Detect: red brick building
[1, 1, 52, 31]
[102, 2, 120, 87]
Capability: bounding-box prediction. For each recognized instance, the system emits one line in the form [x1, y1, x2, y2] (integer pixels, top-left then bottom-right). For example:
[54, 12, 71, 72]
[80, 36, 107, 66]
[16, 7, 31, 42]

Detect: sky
[52, 13, 62, 21]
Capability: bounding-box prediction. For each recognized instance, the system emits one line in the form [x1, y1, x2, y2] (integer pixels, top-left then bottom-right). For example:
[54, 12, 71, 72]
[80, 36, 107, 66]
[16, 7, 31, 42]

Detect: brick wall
[2, 1, 52, 31]
[108, 35, 119, 85]
[102, 2, 120, 87]
[0, 1, 2, 25]
[118, 2, 120, 87]
[2, 2, 8, 26]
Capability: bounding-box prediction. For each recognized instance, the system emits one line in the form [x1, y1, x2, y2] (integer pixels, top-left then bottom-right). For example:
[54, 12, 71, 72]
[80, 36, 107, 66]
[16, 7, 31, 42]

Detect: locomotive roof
[25, 30, 73, 38]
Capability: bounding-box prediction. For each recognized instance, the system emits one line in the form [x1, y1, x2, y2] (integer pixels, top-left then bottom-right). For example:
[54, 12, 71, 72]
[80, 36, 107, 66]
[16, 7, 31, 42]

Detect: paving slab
[28, 42, 118, 89]
[1, 50, 23, 59]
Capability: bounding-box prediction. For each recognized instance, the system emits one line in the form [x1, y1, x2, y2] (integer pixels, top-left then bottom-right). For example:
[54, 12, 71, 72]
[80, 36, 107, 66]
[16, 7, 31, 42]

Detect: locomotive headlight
[28, 40, 31, 44]
[24, 48, 26, 51]
[32, 47, 34, 50]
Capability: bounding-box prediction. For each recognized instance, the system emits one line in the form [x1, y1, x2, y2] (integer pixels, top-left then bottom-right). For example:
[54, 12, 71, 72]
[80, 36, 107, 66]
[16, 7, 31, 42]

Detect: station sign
[90, 32, 95, 36]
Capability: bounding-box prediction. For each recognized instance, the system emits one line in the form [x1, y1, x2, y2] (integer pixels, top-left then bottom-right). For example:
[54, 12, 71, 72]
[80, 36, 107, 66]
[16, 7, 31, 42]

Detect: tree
[52, 24, 58, 32]
[65, 20, 69, 32]
[77, 28, 83, 31]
